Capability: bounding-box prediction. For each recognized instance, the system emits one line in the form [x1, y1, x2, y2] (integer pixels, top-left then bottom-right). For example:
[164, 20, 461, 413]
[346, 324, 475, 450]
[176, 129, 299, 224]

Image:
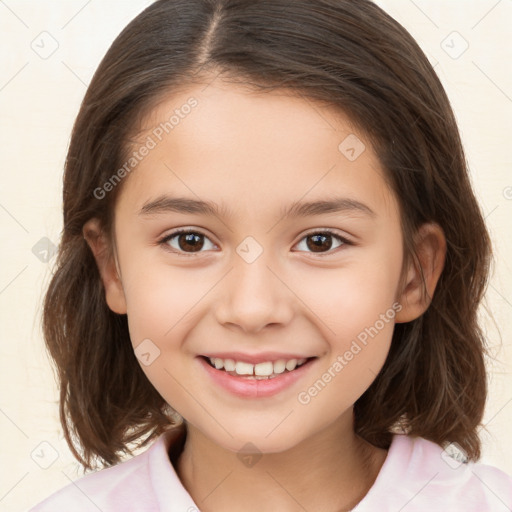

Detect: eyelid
[158, 227, 354, 257]
[299, 227, 353, 243]
[292, 228, 354, 257]
[158, 227, 218, 257]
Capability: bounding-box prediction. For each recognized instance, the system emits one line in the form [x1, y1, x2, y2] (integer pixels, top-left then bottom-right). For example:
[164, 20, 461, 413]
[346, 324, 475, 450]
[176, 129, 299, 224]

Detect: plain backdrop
[0, 1, 511, 510]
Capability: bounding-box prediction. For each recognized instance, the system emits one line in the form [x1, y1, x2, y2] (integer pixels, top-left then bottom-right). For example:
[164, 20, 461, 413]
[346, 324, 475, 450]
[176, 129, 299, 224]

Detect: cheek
[293, 250, 402, 339]
[121, 257, 214, 346]
[294, 272, 398, 423]
[289, 248, 401, 394]
[119, 262, 211, 418]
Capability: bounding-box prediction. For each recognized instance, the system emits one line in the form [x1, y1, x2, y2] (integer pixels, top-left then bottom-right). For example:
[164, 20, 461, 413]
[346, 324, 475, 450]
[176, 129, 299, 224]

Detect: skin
[84, 78, 446, 512]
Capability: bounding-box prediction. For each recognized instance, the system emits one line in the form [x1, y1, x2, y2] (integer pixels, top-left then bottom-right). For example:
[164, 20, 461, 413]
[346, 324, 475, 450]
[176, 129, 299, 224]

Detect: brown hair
[43, 0, 492, 470]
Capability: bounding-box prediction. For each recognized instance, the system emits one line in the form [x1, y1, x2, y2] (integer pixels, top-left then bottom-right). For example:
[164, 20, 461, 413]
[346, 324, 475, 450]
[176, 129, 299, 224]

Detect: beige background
[0, 0, 511, 510]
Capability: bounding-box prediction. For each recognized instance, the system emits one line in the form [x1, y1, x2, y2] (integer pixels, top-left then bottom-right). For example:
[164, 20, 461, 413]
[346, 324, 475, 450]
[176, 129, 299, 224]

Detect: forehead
[118, 79, 399, 222]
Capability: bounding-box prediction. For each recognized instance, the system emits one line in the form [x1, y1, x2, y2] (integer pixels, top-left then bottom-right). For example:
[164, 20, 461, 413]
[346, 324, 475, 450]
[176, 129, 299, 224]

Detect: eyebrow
[139, 195, 376, 219]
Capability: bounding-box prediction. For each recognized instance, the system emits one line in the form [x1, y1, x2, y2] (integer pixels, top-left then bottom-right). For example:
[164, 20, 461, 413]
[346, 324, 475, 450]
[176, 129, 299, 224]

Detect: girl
[31, 0, 512, 510]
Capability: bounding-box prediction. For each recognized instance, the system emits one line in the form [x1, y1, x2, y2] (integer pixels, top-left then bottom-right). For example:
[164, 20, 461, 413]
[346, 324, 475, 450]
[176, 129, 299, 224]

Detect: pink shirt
[30, 429, 512, 511]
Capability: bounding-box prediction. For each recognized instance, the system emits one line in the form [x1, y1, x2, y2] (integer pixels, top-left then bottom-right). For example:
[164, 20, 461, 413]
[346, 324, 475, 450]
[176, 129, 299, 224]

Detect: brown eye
[176, 232, 204, 252]
[160, 230, 216, 254]
[160, 228, 350, 257]
[295, 230, 349, 254]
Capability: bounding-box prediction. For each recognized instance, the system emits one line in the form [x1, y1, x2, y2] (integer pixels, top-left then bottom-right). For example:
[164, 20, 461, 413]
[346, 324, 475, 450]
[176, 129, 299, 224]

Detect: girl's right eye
[159, 229, 217, 256]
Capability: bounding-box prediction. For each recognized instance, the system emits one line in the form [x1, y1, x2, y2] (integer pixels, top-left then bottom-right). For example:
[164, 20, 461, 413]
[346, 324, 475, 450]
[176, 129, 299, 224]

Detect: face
[97, 79, 411, 453]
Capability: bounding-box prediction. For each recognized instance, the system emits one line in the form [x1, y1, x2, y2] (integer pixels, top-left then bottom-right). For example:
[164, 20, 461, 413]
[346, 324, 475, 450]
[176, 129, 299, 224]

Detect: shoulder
[28, 443, 156, 512]
[28, 427, 197, 512]
[355, 434, 512, 512]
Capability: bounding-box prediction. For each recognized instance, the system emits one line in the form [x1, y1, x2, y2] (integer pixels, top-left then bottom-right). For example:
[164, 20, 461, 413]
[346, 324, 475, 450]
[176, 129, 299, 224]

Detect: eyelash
[157, 228, 353, 257]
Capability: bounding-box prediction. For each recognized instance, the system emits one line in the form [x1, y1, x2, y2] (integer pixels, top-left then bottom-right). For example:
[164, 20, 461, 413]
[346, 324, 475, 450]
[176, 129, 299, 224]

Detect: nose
[214, 252, 294, 334]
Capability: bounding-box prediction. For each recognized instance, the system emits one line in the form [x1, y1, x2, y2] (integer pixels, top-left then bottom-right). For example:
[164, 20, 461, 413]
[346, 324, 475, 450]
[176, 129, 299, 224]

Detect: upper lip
[200, 352, 315, 364]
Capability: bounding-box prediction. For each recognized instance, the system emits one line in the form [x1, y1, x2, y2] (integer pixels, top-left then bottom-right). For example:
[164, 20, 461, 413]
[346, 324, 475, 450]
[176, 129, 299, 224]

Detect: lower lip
[198, 357, 315, 398]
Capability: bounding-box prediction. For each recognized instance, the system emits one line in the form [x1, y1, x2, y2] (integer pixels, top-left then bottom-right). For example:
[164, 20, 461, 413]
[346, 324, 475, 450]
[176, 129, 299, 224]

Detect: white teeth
[254, 362, 273, 376]
[207, 356, 310, 376]
[273, 359, 287, 374]
[285, 359, 298, 371]
[223, 359, 236, 371]
[235, 361, 254, 375]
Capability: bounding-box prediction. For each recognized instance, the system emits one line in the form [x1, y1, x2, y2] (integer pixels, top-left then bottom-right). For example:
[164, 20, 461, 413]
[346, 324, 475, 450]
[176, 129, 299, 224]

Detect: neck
[174, 411, 387, 512]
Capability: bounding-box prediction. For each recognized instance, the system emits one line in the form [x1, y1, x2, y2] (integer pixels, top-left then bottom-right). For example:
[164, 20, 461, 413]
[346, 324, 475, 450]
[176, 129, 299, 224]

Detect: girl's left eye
[294, 230, 350, 255]
[158, 229, 351, 256]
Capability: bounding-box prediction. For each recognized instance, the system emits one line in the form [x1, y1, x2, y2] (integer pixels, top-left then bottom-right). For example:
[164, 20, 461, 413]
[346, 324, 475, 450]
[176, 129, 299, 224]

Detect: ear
[83, 218, 127, 315]
[395, 222, 446, 323]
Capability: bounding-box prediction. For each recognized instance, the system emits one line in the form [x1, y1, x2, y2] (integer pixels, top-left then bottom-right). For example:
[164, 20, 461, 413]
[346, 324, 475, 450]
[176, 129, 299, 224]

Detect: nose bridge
[214, 241, 293, 332]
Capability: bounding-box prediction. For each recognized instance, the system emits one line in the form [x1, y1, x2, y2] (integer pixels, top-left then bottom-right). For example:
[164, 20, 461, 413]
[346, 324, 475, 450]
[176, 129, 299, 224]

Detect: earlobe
[395, 223, 446, 323]
[83, 218, 127, 315]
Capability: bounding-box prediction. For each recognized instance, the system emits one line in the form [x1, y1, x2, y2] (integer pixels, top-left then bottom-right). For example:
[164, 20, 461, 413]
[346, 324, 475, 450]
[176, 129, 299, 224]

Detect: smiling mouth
[201, 356, 316, 380]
